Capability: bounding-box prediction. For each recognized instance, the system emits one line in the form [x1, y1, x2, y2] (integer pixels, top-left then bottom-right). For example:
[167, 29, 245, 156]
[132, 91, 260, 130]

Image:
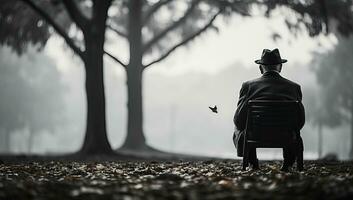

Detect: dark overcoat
[233, 71, 305, 157]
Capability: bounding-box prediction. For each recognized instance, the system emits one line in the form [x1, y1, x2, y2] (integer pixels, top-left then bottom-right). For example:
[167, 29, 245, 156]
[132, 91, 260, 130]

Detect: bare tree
[0, 0, 117, 154]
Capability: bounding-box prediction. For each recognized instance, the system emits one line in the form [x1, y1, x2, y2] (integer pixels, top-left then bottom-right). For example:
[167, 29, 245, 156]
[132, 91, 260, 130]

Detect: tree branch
[143, 0, 173, 25]
[107, 24, 128, 38]
[20, 0, 84, 59]
[104, 51, 127, 68]
[62, 0, 89, 31]
[143, 0, 201, 53]
[144, 9, 222, 69]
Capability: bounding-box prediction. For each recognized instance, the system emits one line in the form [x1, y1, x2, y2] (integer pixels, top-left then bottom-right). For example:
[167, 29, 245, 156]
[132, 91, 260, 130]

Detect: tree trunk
[80, 44, 112, 154]
[79, 1, 112, 154]
[122, 65, 146, 149]
[120, 0, 147, 150]
[28, 129, 34, 154]
[318, 121, 323, 159]
[349, 103, 353, 159]
[2, 129, 10, 153]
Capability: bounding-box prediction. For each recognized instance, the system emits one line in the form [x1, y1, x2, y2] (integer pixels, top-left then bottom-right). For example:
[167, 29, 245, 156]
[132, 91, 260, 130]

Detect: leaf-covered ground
[1, 160, 353, 200]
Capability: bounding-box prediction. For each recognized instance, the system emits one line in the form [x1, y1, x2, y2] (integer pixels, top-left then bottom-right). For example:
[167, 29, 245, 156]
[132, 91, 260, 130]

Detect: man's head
[259, 64, 282, 74]
[255, 48, 287, 74]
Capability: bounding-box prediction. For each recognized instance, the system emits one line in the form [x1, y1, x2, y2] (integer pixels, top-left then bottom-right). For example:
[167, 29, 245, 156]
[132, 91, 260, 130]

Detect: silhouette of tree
[0, 47, 66, 153]
[0, 0, 117, 154]
[313, 36, 353, 159]
[105, 0, 353, 151]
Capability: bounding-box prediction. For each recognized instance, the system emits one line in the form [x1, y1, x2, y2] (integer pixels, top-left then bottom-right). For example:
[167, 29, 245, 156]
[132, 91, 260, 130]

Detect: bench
[242, 100, 303, 170]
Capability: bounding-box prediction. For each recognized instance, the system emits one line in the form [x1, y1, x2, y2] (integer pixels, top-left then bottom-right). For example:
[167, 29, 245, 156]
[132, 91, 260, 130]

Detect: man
[233, 48, 305, 171]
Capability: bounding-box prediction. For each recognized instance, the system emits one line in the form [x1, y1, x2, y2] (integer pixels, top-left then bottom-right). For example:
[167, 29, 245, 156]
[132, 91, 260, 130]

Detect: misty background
[1, 1, 352, 160]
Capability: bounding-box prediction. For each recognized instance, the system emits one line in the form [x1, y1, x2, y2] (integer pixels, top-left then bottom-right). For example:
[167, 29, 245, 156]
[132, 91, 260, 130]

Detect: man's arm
[297, 85, 305, 130]
[233, 82, 249, 131]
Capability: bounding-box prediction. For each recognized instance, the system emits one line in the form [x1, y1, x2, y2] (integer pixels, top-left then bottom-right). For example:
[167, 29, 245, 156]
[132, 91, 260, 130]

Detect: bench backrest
[245, 100, 300, 143]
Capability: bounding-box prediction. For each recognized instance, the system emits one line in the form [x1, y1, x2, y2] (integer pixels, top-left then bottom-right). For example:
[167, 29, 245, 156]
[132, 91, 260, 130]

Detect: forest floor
[1, 160, 353, 200]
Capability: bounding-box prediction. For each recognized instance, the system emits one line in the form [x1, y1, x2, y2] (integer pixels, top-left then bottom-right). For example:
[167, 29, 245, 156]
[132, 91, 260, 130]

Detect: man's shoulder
[243, 75, 301, 88]
[243, 77, 262, 86]
[279, 76, 301, 88]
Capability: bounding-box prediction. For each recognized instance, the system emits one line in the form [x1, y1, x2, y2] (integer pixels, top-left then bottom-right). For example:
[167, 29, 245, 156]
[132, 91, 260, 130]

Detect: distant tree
[106, 0, 353, 151]
[0, 0, 116, 154]
[312, 36, 353, 158]
[304, 87, 342, 158]
[0, 46, 65, 153]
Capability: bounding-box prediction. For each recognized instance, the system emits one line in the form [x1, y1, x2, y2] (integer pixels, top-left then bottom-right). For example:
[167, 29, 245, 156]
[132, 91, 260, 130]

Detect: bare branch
[143, 0, 201, 53]
[143, 0, 173, 25]
[107, 24, 128, 38]
[144, 9, 222, 69]
[20, 0, 84, 59]
[104, 51, 127, 68]
[62, 0, 89, 31]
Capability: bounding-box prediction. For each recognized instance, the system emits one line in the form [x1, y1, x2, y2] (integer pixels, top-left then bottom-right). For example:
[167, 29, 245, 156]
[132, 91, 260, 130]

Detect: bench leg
[242, 142, 249, 171]
[242, 156, 248, 171]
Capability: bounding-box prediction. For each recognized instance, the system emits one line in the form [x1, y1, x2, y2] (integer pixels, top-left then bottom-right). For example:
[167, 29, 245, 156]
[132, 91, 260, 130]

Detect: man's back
[234, 71, 305, 132]
[245, 71, 301, 101]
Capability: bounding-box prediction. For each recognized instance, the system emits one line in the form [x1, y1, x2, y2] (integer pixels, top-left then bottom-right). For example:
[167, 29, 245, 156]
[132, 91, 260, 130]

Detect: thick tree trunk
[120, 0, 147, 150]
[318, 121, 323, 159]
[122, 65, 146, 149]
[80, 42, 112, 154]
[79, 1, 112, 154]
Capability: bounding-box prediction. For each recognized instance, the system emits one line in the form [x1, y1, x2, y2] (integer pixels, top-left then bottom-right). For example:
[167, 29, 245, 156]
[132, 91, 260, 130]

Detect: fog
[1, 14, 351, 160]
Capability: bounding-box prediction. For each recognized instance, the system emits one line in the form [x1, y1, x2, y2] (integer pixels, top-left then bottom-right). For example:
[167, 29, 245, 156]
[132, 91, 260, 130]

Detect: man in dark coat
[233, 48, 305, 170]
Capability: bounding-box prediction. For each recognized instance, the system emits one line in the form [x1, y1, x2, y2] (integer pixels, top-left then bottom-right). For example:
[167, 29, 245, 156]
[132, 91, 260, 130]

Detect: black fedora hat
[255, 48, 287, 65]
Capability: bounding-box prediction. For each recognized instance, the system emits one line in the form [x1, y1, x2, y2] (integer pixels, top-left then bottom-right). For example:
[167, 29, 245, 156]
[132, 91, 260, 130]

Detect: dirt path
[1, 160, 353, 199]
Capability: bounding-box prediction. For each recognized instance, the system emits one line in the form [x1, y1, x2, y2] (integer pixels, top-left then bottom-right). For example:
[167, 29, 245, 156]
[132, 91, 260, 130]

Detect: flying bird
[209, 105, 218, 113]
